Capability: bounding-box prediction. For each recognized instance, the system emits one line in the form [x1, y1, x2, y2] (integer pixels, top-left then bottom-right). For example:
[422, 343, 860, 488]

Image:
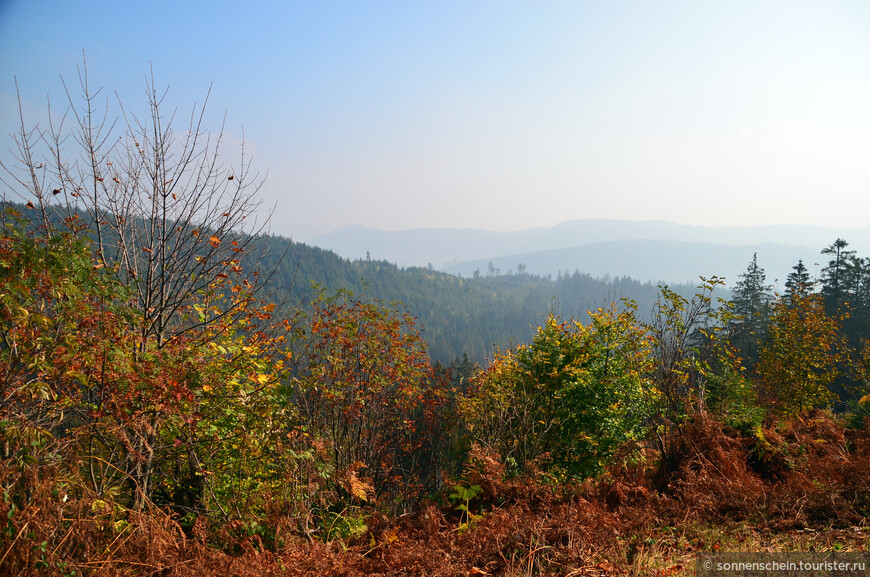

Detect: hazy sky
[2, 1, 869, 240]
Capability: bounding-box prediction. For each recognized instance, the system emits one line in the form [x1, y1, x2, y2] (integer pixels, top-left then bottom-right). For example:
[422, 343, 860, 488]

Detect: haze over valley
[311, 219, 870, 286]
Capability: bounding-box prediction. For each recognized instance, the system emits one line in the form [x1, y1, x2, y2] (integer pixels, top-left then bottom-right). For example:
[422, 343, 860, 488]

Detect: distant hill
[253, 234, 697, 363]
[444, 240, 817, 288]
[310, 220, 870, 284]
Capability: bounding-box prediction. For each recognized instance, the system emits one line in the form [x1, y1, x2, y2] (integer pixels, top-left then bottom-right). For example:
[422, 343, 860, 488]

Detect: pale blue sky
[2, 1, 869, 240]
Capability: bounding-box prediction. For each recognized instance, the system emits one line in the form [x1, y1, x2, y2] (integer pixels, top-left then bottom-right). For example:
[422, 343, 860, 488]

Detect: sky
[1, 1, 870, 241]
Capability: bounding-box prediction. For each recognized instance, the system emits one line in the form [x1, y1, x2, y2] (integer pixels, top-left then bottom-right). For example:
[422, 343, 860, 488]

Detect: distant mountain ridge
[310, 220, 870, 284]
[444, 240, 815, 288]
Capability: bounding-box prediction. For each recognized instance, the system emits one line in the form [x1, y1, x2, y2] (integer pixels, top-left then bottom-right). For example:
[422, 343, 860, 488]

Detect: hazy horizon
[2, 1, 869, 240]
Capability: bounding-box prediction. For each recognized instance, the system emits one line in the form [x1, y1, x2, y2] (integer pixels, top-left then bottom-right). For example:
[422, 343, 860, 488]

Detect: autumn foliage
[296, 292, 449, 506]
[756, 293, 848, 415]
[4, 203, 870, 576]
[4, 61, 870, 572]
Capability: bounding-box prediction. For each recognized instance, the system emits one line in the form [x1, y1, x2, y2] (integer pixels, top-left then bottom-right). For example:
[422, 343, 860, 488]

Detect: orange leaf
[209, 235, 221, 247]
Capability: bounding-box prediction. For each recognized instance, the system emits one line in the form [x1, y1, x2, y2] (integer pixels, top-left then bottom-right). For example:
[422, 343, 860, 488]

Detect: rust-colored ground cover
[3, 412, 868, 576]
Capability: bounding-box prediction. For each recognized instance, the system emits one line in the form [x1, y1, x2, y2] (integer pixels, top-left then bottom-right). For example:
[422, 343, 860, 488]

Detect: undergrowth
[2, 411, 868, 576]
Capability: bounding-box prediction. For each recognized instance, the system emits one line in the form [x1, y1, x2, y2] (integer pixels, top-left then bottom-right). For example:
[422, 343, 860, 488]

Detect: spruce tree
[820, 238, 855, 313]
[785, 259, 815, 303]
[729, 253, 772, 365]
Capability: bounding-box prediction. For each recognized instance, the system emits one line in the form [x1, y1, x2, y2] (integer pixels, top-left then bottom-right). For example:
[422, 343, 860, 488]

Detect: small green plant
[448, 483, 483, 533]
[56, 560, 77, 577]
[323, 507, 368, 548]
[32, 539, 48, 569]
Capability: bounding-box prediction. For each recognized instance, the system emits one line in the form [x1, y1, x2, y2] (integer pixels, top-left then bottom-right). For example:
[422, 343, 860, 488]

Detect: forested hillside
[5, 205, 869, 575]
[2, 200, 696, 363]
[252, 233, 697, 362]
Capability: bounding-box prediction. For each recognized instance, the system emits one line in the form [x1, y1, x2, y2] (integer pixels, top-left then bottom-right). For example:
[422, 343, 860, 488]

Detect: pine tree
[837, 253, 870, 345]
[729, 253, 772, 365]
[784, 259, 815, 302]
[820, 238, 855, 313]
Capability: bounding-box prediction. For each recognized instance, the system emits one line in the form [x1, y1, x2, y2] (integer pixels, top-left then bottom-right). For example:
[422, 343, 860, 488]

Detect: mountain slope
[444, 239, 815, 286]
[254, 234, 696, 362]
[311, 220, 870, 282]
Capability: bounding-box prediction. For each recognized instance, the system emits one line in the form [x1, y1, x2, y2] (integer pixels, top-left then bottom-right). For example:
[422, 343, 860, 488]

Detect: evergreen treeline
[730, 239, 870, 358]
[728, 239, 870, 406]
